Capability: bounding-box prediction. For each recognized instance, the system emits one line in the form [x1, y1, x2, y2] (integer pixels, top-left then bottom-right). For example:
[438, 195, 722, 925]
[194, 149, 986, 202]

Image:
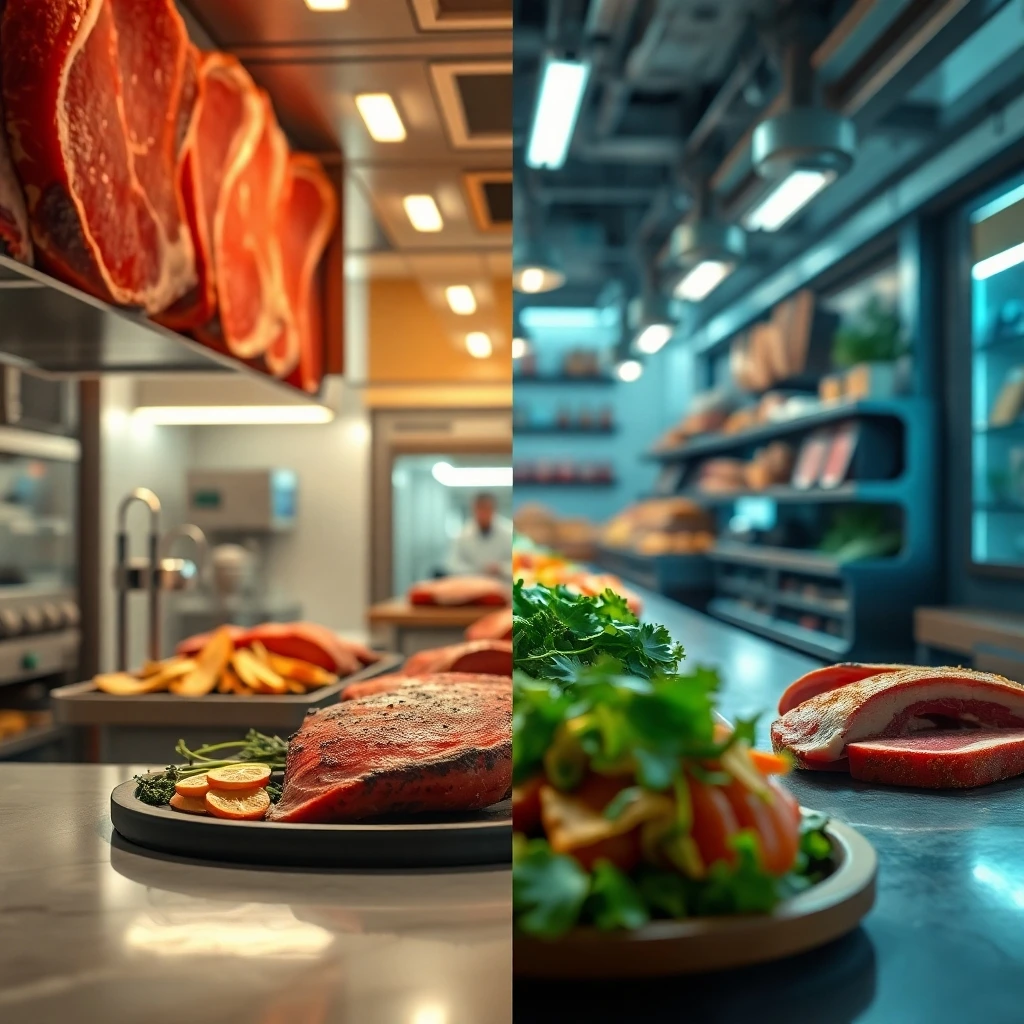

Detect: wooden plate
[110, 779, 511, 869]
[514, 818, 876, 977]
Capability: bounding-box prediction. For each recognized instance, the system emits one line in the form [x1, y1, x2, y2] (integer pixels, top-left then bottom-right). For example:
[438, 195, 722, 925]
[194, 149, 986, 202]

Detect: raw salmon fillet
[771, 666, 1024, 768]
[403, 640, 512, 677]
[2, 0, 196, 311]
[465, 607, 513, 642]
[408, 576, 510, 607]
[341, 672, 510, 701]
[268, 682, 512, 823]
[159, 52, 263, 332]
[269, 153, 337, 387]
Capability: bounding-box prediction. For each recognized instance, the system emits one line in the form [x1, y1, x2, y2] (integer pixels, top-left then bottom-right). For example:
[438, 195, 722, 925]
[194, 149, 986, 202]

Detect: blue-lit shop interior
[513, 0, 1024, 667]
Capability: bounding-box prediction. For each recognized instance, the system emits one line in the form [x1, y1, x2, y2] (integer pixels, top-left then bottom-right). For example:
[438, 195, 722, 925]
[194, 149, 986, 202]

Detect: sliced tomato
[722, 779, 797, 875]
[512, 775, 543, 835]
[688, 776, 741, 869]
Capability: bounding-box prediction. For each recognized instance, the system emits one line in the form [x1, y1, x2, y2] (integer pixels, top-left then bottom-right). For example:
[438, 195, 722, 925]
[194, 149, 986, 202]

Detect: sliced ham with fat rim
[777, 662, 907, 715]
[2, 0, 196, 312]
[408, 576, 510, 607]
[341, 671, 510, 701]
[159, 52, 263, 333]
[403, 640, 512, 678]
[848, 731, 1024, 789]
[771, 666, 1024, 769]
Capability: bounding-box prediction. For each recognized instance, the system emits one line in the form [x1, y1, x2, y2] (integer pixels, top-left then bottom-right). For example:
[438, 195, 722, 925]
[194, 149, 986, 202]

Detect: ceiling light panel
[744, 170, 836, 232]
[305, 0, 349, 8]
[674, 260, 734, 302]
[526, 59, 590, 170]
[445, 285, 477, 315]
[465, 332, 493, 358]
[403, 195, 444, 233]
[355, 93, 406, 143]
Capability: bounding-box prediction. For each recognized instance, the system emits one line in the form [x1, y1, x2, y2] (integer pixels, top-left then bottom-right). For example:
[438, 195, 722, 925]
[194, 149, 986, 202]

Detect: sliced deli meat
[777, 663, 906, 715]
[465, 607, 513, 642]
[404, 640, 512, 678]
[847, 732, 1024, 789]
[771, 667, 1024, 769]
[270, 153, 337, 387]
[408, 576, 510, 607]
[3, 0, 196, 312]
[159, 52, 263, 332]
[342, 671, 510, 702]
[268, 682, 511, 823]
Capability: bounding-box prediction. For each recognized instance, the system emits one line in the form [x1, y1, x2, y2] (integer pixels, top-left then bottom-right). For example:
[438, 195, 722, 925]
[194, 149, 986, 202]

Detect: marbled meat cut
[408, 576, 509, 607]
[777, 663, 906, 715]
[847, 732, 1024, 789]
[159, 52, 263, 332]
[465, 607, 513, 642]
[771, 667, 1024, 769]
[268, 682, 512, 823]
[2, 0, 196, 312]
[269, 153, 337, 387]
[404, 640, 512, 677]
[206, 90, 290, 360]
[342, 671, 510, 701]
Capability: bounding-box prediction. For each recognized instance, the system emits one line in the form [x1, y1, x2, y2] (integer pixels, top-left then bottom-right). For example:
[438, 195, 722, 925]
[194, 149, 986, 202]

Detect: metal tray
[51, 652, 404, 730]
[109, 779, 511, 868]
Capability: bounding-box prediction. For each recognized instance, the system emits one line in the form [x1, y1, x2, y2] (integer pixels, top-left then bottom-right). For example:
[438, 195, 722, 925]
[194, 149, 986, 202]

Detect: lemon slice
[206, 763, 272, 791]
[174, 773, 209, 797]
[204, 787, 271, 821]
[169, 793, 208, 815]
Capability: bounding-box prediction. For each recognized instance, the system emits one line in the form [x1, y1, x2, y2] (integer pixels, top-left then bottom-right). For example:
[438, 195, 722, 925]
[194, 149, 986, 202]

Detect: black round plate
[110, 780, 511, 869]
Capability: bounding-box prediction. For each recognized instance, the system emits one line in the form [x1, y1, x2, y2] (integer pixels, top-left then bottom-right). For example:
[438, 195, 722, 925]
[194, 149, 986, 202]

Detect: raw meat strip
[159, 52, 262, 332]
[2, 0, 196, 311]
[408, 576, 510, 607]
[777, 663, 906, 715]
[847, 731, 1024, 789]
[771, 666, 1024, 768]
[268, 153, 337, 387]
[404, 640, 513, 677]
[465, 607, 513, 642]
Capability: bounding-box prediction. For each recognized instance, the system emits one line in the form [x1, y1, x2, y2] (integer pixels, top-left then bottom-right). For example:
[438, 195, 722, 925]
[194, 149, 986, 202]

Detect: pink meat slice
[408, 576, 510, 607]
[404, 640, 512, 677]
[848, 731, 1024, 789]
[771, 666, 1024, 768]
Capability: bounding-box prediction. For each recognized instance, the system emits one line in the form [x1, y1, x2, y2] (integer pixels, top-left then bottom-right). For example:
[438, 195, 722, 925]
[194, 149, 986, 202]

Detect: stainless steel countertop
[517, 587, 1024, 1023]
[0, 763, 511, 1024]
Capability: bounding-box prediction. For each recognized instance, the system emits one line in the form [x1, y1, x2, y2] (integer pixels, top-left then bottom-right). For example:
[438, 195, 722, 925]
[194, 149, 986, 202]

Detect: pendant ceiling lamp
[513, 237, 566, 294]
[628, 266, 675, 354]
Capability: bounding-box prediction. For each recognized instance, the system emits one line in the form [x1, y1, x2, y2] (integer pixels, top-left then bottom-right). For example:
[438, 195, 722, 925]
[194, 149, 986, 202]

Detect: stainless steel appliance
[0, 368, 76, 436]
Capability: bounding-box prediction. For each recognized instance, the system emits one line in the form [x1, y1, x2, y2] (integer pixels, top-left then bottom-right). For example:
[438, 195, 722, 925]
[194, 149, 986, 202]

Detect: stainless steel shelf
[0, 723, 64, 759]
[708, 598, 849, 660]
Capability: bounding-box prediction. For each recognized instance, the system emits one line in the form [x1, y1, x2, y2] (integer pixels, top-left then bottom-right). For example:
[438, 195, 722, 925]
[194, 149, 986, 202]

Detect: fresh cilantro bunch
[512, 581, 683, 683]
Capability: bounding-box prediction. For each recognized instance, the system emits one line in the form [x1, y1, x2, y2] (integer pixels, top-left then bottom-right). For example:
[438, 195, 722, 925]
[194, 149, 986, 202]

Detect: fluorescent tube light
[974, 242, 1024, 280]
[431, 462, 512, 488]
[305, 0, 349, 9]
[354, 93, 405, 143]
[744, 169, 835, 232]
[465, 331, 493, 358]
[512, 337, 529, 359]
[635, 323, 673, 355]
[526, 59, 590, 170]
[616, 359, 643, 383]
[403, 194, 443, 233]
[132, 406, 335, 426]
[673, 260, 734, 302]
[445, 285, 477, 315]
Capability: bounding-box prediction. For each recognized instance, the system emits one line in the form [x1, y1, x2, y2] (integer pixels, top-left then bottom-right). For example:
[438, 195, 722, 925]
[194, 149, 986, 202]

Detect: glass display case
[970, 177, 1024, 569]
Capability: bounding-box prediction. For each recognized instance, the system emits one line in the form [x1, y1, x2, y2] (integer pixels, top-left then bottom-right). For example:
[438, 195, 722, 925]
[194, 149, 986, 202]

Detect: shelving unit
[593, 543, 713, 606]
[676, 481, 904, 505]
[514, 374, 615, 387]
[514, 478, 619, 489]
[0, 723, 65, 761]
[514, 424, 618, 435]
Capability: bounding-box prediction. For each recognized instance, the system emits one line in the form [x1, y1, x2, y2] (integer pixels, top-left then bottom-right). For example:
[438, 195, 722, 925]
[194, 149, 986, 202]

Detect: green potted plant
[831, 297, 909, 399]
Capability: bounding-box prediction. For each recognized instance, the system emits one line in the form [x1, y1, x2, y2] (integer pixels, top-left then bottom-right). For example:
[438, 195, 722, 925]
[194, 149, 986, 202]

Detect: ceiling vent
[431, 62, 513, 148]
[464, 172, 512, 232]
[411, 0, 512, 31]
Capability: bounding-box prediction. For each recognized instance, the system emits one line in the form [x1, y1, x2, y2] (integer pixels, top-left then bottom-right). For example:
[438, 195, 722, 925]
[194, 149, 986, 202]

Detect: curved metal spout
[115, 488, 162, 670]
[159, 524, 210, 589]
[117, 487, 161, 531]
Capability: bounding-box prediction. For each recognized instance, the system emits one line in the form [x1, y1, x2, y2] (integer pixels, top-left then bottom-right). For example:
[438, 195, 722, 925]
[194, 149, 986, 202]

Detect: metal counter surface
[516, 587, 1024, 1023]
[0, 763, 511, 1024]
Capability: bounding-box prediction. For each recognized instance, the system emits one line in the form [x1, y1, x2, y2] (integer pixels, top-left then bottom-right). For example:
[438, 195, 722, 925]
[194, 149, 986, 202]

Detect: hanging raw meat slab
[269, 153, 337, 389]
[0, 108, 31, 264]
[1, 0, 196, 312]
[159, 52, 263, 333]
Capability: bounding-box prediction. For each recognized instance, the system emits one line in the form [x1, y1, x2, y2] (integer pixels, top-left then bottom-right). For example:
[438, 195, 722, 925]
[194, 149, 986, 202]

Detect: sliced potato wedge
[170, 627, 234, 697]
[267, 653, 338, 689]
[286, 680, 306, 695]
[233, 648, 288, 695]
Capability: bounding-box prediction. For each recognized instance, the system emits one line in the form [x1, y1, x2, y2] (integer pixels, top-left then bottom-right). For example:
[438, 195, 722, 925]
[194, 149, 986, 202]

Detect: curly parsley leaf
[513, 836, 591, 939]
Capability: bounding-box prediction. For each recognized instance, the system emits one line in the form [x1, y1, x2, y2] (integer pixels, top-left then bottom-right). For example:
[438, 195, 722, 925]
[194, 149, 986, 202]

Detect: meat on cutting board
[268, 153, 337, 386]
[159, 52, 263, 332]
[465, 607, 513, 642]
[771, 666, 1024, 769]
[342, 671, 511, 701]
[777, 663, 906, 715]
[408, 576, 509, 607]
[2, 0, 196, 312]
[847, 732, 1024, 789]
[268, 682, 512, 823]
[403, 640, 512, 678]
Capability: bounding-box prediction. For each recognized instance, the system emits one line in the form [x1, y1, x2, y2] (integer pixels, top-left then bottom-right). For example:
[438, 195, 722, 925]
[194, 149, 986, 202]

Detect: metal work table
[517, 586, 1024, 1023]
[0, 763, 511, 1024]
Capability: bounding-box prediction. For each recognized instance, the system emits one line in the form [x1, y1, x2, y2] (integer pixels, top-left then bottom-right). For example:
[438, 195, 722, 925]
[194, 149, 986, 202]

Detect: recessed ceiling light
[673, 259, 735, 302]
[615, 359, 643, 383]
[527, 59, 591, 170]
[403, 195, 443, 233]
[445, 285, 477, 316]
[305, 0, 349, 8]
[465, 332, 493, 358]
[512, 337, 529, 359]
[355, 93, 406, 143]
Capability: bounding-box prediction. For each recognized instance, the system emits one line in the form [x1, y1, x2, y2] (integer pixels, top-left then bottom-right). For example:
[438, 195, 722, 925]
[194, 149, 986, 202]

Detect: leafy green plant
[832, 297, 907, 369]
[819, 506, 901, 562]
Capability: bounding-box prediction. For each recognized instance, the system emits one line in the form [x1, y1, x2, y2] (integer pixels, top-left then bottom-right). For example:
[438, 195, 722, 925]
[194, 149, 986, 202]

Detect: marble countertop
[0, 763, 511, 1024]
[517, 588, 1024, 1023]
